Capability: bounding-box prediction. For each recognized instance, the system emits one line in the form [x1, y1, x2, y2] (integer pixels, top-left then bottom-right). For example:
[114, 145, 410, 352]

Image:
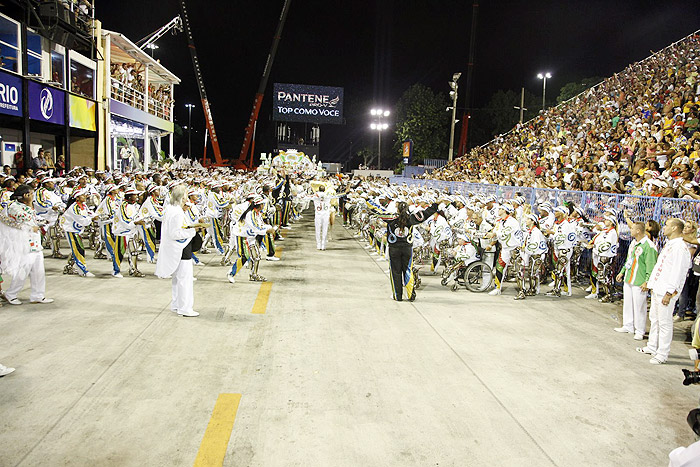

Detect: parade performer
[488, 204, 524, 295]
[93, 184, 120, 261]
[225, 193, 253, 283]
[203, 183, 229, 254]
[61, 188, 97, 277]
[260, 185, 279, 260]
[242, 195, 275, 282]
[311, 185, 346, 250]
[113, 188, 147, 278]
[546, 206, 577, 297]
[0, 184, 53, 305]
[33, 177, 66, 259]
[586, 216, 619, 302]
[155, 185, 207, 318]
[385, 200, 439, 301]
[139, 185, 165, 262]
[515, 214, 547, 300]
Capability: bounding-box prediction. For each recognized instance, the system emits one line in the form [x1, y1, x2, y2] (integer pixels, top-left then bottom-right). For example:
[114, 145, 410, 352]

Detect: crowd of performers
[339, 181, 678, 305]
[0, 166, 349, 303]
[0, 168, 698, 369]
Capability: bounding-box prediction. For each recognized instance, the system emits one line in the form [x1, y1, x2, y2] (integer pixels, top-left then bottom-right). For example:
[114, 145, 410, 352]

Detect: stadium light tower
[185, 103, 195, 158]
[448, 72, 461, 162]
[537, 72, 552, 111]
[370, 108, 390, 169]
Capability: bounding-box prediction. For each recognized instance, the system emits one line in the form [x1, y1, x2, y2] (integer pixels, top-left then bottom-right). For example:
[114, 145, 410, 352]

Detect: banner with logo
[273, 83, 344, 124]
[28, 81, 64, 125]
[69, 94, 96, 131]
[0, 71, 22, 117]
[402, 140, 413, 165]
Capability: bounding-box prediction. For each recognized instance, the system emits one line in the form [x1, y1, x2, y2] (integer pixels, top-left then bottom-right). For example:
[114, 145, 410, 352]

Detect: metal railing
[111, 77, 145, 111]
[390, 177, 700, 238]
[111, 77, 173, 121]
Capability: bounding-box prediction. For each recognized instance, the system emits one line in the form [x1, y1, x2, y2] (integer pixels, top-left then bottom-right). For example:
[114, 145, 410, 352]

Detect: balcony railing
[111, 77, 172, 121]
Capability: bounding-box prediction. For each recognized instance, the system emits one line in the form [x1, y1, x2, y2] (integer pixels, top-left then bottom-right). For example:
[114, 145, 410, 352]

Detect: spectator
[637, 218, 691, 365]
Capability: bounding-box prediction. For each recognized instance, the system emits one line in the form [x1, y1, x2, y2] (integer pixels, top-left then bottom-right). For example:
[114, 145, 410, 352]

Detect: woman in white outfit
[0, 184, 54, 305]
[155, 185, 207, 317]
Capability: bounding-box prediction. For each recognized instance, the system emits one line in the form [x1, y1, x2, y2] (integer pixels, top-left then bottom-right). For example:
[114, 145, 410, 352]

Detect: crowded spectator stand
[421, 30, 700, 202]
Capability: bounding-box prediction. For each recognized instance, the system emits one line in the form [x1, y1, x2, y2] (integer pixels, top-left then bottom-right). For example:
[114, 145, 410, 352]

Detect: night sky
[98, 0, 700, 165]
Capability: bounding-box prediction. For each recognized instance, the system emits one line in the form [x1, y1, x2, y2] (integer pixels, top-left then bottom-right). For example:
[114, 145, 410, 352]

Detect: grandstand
[422, 29, 700, 201]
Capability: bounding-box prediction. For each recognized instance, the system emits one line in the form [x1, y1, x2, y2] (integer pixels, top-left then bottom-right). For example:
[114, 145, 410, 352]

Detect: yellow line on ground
[251, 282, 272, 314]
[193, 393, 242, 467]
[275, 246, 283, 258]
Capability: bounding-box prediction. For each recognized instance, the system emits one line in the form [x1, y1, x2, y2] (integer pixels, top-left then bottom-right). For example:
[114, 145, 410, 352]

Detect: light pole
[144, 43, 159, 57]
[448, 72, 461, 162]
[537, 72, 551, 111]
[185, 103, 195, 158]
[370, 108, 390, 169]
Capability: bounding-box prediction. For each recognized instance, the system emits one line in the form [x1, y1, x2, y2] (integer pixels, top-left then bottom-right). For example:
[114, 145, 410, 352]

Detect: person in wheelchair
[441, 233, 480, 289]
[515, 214, 548, 300]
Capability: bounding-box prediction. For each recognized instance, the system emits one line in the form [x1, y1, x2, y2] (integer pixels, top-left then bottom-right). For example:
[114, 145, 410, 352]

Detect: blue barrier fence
[389, 177, 700, 236]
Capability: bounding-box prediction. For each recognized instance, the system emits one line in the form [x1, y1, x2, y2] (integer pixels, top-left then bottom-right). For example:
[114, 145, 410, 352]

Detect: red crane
[235, 0, 292, 170]
[179, 0, 226, 166]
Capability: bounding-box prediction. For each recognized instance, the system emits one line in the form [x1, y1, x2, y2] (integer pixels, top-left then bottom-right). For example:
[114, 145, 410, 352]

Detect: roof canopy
[103, 30, 180, 85]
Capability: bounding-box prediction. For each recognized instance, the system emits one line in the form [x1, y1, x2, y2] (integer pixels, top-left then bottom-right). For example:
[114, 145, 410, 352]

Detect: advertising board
[28, 81, 64, 125]
[0, 70, 22, 117]
[69, 94, 96, 131]
[273, 83, 343, 124]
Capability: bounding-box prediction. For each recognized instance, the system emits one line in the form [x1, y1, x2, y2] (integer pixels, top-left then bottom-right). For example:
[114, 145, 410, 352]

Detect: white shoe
[0, 365, 15, 377]
[81, 271, 95, 278]
[7, 298, 21, 305]
[30, 298, 54, 304]
[195, 261, 205, 266]
[488, 288, 501, 296]
[178, 310, 199, 317]
[614, 327, 632, 333]
[227, 273, 236, 284]
[633, 334, 644, 341]
[649, 356, 666, 365]
[113, 273, 124, 278]
[585, 285, 592, 293]
[636, 346, 654, 355]
[674, 315, 684, 322]
[266, 256, 280, 261]
[585, 293, 597, 299]
[282, 226, 292, 230]
[192, 277, 198, 282]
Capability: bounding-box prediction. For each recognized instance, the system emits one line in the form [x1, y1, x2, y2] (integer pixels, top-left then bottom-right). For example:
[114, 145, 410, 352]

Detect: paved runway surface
[0, 213, 696, 466]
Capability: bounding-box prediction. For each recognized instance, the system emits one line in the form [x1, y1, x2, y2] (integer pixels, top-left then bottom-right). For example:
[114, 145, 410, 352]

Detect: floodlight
[370, 123, 377, 130]
[383, 110, 390, 117]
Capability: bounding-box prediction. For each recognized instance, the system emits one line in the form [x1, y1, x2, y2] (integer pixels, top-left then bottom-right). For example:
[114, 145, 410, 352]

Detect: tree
[556, 76, 604, 104]
[393, 84, 450, 164]
[470, 88, 539, 145]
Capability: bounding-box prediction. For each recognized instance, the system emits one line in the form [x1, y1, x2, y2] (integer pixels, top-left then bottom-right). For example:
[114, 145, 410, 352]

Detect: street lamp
[185, 103, 195, 158]
[144, 43, 159, 57]
[537, 72, 552, 111]
[448, 72, 461, 162]
[370, 108, 390, 169]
